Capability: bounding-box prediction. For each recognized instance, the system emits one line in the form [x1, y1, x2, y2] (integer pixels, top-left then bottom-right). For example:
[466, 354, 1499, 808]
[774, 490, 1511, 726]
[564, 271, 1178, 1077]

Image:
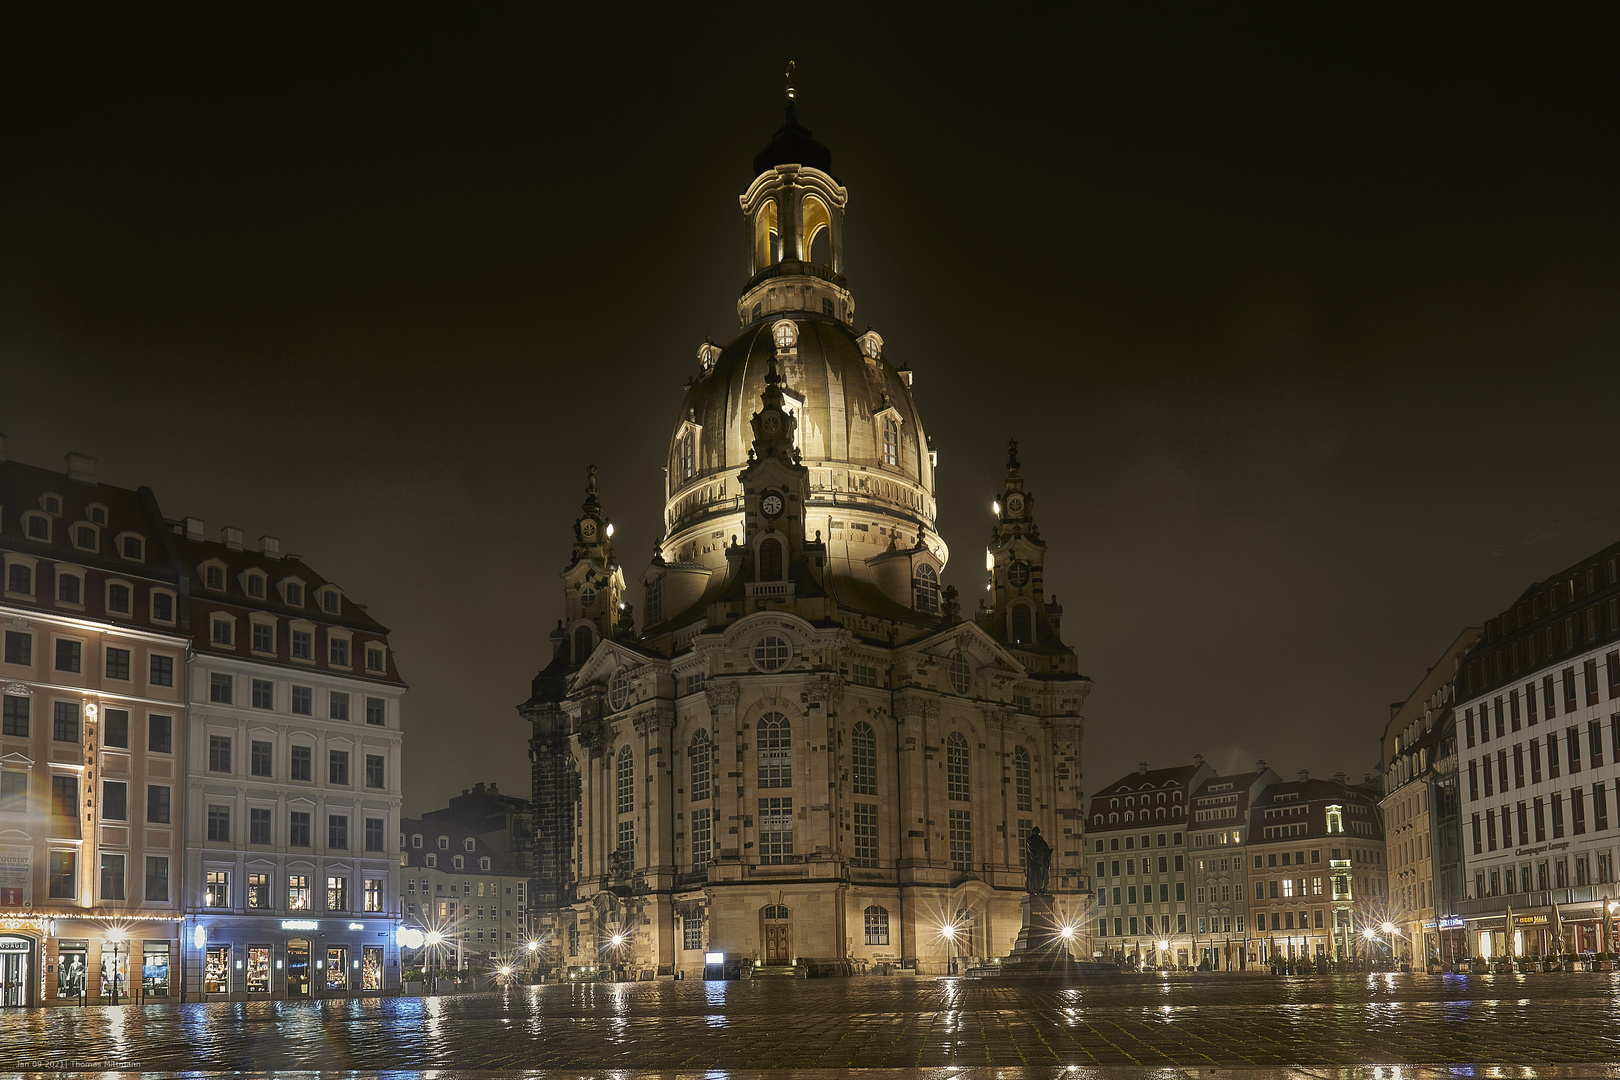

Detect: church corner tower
[523, 78, 1096, 980]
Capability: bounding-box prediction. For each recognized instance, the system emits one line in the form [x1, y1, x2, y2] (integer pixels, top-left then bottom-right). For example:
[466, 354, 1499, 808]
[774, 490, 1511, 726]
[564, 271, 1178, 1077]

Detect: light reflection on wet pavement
[4, 973, 1620, 1075]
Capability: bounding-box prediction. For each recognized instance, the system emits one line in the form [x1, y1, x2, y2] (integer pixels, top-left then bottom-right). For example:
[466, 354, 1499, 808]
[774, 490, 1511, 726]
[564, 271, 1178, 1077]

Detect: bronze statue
[1024, 826, 1052, 895]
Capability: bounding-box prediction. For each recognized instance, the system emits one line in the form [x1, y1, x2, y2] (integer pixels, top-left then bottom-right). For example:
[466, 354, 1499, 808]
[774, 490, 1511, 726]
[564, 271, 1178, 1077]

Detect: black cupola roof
[752, 101, 836, 179]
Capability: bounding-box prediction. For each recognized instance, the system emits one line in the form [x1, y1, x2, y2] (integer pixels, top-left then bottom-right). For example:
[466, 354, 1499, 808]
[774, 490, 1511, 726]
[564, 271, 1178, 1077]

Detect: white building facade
[178, 523, 406, 999]
[1458, 542, 1620, 961]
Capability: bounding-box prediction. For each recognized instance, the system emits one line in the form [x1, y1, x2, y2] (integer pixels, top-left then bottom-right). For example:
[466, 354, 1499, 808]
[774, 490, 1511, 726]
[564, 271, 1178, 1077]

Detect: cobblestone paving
[4, 972, 1620, 1074]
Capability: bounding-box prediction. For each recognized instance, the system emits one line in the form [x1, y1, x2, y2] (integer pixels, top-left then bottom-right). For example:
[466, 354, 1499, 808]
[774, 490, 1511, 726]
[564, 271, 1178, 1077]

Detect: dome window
[856, 330, 883, 359]
[771, 319, 798, 352]
[881, 416, 900, 466]
[696, 340, 719, 372]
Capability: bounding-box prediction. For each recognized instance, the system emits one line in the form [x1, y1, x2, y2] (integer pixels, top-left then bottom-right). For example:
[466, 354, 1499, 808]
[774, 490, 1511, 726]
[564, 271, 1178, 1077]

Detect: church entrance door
[765, 925, 790, 964]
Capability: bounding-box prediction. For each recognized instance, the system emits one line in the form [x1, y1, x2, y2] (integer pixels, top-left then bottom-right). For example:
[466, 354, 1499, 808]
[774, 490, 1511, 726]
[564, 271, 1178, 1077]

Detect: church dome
[662, 313, 942, 574]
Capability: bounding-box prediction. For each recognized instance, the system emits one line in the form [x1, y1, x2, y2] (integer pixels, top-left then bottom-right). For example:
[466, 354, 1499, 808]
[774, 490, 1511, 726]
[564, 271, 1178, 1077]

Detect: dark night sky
[3, 9, 1616, 813]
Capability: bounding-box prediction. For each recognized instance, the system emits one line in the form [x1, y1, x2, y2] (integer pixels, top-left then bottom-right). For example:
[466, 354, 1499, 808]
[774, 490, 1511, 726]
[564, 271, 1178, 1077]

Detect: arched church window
[946, 732, 970, 802]
[1015, 746, 1032, 812]
[852, 722, 877, 795]
[616, 746, 634, 816]
[759, 538, 784, 581]
[757, 711, 792, 788]
[915, 564, 939, 614]
[948, 650, 971, 695]
[689, 730, 711, 802]
[645, 576, 662, 625]
[1009, 602, 1033, 645]
[881, 416, 899, 466]
[573, 625, 593, 665]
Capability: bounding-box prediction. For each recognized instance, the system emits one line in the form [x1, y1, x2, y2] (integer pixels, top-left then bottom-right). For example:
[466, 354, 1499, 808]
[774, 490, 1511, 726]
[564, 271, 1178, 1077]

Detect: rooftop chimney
[1298, 769, 1310, 783]
[184, 517, 205, 541]
[1334, 771, 1348, 785]
[1255, 759, 1267, 772]
[65, 452, 97, 484]
[259, 535, 281, 559]
[1138, 761, 1148, 775]
[222, 526, 243, 550]
[1192, 754, 1204, 767]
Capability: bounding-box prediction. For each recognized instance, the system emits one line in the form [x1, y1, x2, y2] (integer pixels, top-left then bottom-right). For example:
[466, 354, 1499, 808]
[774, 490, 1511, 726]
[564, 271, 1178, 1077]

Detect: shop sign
[281, 920, 318, 931]
[1514, 914, 1548, 926]
[0, 935, 31, 953]
[1437, 917, 1465, 929]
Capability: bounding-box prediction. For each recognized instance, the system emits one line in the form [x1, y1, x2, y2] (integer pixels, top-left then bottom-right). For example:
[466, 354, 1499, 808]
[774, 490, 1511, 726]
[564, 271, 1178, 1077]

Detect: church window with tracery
[645, 576, 662, 625]
[948, 651, 971, 695]
[690, 730, 711, 803]
[915, 564, 939, 614]
[758, 712, 792, 788]
[852, 722, 877, 795]
[616, 746, 634, 816]
[947, 732, 970, 801]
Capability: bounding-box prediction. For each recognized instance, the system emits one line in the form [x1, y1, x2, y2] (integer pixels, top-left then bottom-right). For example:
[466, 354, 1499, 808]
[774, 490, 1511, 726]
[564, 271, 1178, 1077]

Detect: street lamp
[424, 930, 445, 993]
[105, 927, 126, 1005]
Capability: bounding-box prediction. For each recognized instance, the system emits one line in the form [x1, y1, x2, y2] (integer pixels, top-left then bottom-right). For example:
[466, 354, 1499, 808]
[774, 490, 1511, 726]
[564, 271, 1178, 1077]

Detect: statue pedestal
[1010, 893, 1066, 957]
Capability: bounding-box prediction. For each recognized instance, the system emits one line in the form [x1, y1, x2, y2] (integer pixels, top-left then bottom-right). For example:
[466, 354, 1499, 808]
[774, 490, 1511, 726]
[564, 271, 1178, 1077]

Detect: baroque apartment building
[1089, 759, 1280, 969]
[1457, 540, 1620, 960]
[0, 450, 189, 1006]
[177, 521, 406, 999]
[1378, 627, 1480, 967]
[1248, 774, 1387, 963]
[400, 818, 527, 968]
[523, 96, 1092, 979]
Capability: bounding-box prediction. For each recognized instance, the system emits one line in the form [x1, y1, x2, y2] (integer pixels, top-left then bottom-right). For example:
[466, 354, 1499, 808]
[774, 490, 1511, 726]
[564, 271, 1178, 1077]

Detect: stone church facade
[522, 96, 1093, 978]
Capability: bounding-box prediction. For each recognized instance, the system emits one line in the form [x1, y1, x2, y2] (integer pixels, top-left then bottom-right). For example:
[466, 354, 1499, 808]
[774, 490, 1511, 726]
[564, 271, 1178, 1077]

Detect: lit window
[915, 564, 939, 614]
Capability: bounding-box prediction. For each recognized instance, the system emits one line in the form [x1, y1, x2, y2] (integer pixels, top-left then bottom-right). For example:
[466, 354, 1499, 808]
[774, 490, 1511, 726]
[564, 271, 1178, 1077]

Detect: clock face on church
[760, 490, 785, 517]
[1007, 561, 1030, 588]
[762, 412, 782, 435]
[580, 519, 597, 540]
[1006, 494, 1025, 516]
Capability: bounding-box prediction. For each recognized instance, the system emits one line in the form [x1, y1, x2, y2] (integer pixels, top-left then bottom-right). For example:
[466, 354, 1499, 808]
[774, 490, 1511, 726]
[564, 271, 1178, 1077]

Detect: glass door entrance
[287, 938, 309, 996]
[0, 950, 27, 1006]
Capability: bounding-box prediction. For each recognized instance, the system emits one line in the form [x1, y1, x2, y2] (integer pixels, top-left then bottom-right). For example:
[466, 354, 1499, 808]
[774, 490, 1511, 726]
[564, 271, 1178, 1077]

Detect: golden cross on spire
[785, 60, 796, 102]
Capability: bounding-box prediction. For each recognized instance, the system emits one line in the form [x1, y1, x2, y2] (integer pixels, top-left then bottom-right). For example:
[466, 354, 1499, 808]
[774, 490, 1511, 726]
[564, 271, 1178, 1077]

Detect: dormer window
[322, 589, 340, 614]
[411, 834, 422, 848]
[73, 525, 97, 551]
[246, 574, 265, 599]
[480, 856, 491, 871]
[366, 645, 386, 673]
[463, 838, 475, 852]
[856, 330, 883, 359]
[204, 564, 225, 591]
[106, 581, 131, 615]
[771, 319, 798, 351]
[452, 855, 464, 869]
[425, 854, 436, 867]
[23, 514, 50, 541]
[119, 534, 144, 561]
[58, 571, 83, 606]
[283, 580, 304, 607]
[437, 836, 449, 850]
[87, 505, 107, 526]
[41, 494, 61, 515]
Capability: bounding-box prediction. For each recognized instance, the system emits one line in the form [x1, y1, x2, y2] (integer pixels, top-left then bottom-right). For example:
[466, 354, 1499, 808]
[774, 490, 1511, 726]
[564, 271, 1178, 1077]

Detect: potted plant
[402, 966, 425, 995]
[1596, 952, 1614, 972]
